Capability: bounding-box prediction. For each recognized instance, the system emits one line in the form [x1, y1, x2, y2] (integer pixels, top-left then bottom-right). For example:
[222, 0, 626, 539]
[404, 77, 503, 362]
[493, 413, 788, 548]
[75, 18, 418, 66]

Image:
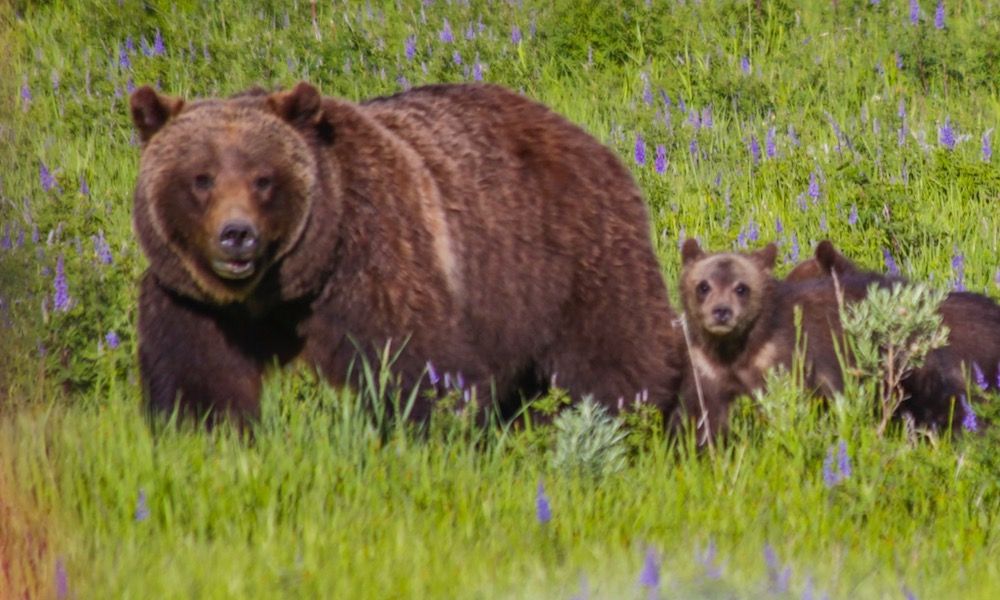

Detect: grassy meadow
[3, 0, 1000, 597]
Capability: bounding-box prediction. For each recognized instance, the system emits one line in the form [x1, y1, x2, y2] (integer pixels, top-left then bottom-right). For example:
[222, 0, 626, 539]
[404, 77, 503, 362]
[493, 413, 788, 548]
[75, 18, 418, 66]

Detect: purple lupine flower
[53, 256, 70, 312]
[895, 50, 904, 70]
[464, 23, 475, 41]
[790, 233, 800, 263]
[79, 175, 90, 196]
[837, 440, 852, 479]
[938, 117, 956, 150]
[426, 361, 440, 385]
[118, 43, 131, 69]
[973, 363, 988, 390]
[934, 1, 945, 29]
[511, 25, 522, 44]
[31, 224, 39, 244]
[654, 144, 667, 174]
[960, 396, 978, 432]
[701, 106, 713, 129]
[819, 214, 828, 233]
[952, 249, 965, 291]
[883, 248, 900, 276]
[848, 204, 859, 225]
[699, 539, 723, 579]
[134, 488, 149, 521]
[903, 585, 918, 600]
[0, 226, 10, 250]
[141, 36, 154, 57]
[20, 81, 32, 109]
[535, 480, 552, 524]
[473, 60, 484, 81]
[823, 445, 838, 488]
[659, 89, 671, 107]
[678, 97, 686, 112]
[765, 127, 777, 158]
[642, 79, 654, 106]
[788, 124, 800, 147]
[105, 331, 121, 350]
[775, 217, 783, 235]
[93, 232, 113, 265]
[689, 138, 698, 159]
[452, 50, 462, 65]
[748, 136, 761, 165]
[153, 29, 165, 56]
[404, 35, 417, 60]
[125, 36, 136, 54]
[982, 129, 992, 162]
[898, 99, 906, 120]
[439, 19, 453, 43]
[638, 547, 661, 590]
[763, 544, 791, 592]
[396, 75, 411, 91]
[808, 171, 820, 200]
[55, 558, 68, 599]
[40, 163, 57, 192]
[748, 219, 759, 243]
[909, 0, 920, 25]
[634, 133, 646, 166]
[740, 56, 751, 74]
[737, 228, 748, 249]
[898, 124, 908, 147]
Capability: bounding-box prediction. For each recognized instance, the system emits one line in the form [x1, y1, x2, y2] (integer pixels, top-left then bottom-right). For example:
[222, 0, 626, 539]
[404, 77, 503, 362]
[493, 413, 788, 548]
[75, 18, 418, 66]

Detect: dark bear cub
[789, 240, 997, 430]
[677, 240, 848, 438]
[129, 81, 684, 428]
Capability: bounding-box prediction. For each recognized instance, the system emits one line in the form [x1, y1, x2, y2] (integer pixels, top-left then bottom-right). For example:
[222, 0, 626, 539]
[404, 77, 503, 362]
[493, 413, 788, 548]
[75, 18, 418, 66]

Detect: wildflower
[790, 233, 800, 263]
[20, 81, 32, 109]
[740, 56, 751, 74]
[775, 217, 783, 235]
[473, 60, 484, 81]
[973, 363, 988, 390]
[396, 75, 410, 91]
[765, 127, 777, 158]
[105, 331, 121, 350]
[55, 558, 68, 599]
[883, 248, 900, 276]
[687, 108, 700, 129]
[903, 584, 918, 600]
[748, 219, 759, 243]
[701, 106, 713, 129]
[118, 43, 131, 69]
[404, 35, 417, 60]
[638, 547, 661, 590]
[141, 36, 154, 57]
[982, 129, 993, 162]
[896, 51, 904, 70]
[808, 171, 820, 200]
[898, 99, 906, 120]
[126, 78, 136, 94]
[848, 204, 859, 225]
[0, 226, 9, 250]
[748, 136, 761, 165]
[699, 539, 723, 579]
[837, 440, 852, 479]
[426, 361, 439, 385]
[654, 144, 667, 174]
[53, 255, 70, 312]
[511, 24, 522, 44]
[125, 36, 136, 54]
[819, 214, 828, 233]
[689, 138, 698, 159]
[934, 1, 945, 29]
[898, 124, 908, 147]
[535, 480, 552, 524]
[634, 133, 646, 166]
[938, 117, 956, 149]
[960, 396, 979, 432]
[823, 446, 838, 487]
[40, 163, 57, 192]
[439, 18, 453, 43]
[93, 232, 113, 265]
[642, 76, 654, 106]
[465, 23, 475, 40]
[134, 488, 149, 521]
[909, 0, 920, 25]
[659, 89, 671, 107]
[452, 50, 462, 65]
[79, 175, 90, 196]
[764, 544, 791, 593]
[153, 29, 165, 56]
[952, 249, 965, 291]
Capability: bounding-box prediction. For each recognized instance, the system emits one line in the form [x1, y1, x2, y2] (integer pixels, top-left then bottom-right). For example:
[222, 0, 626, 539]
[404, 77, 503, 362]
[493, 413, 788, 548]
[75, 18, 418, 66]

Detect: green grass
[3, 1, 1000, 597]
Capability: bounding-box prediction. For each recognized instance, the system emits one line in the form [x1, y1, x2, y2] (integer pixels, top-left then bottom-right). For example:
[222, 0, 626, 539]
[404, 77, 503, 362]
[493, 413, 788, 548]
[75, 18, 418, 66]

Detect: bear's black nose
[219, 220, 259, 257]
[712, 306, 732, 324]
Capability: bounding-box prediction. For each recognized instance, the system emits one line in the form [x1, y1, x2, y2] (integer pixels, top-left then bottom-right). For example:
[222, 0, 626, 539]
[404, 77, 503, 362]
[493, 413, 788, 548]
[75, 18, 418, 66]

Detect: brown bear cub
[789, 240, 997, 430]
[677, 240, 847, 439]
[129, 81, 684, 428]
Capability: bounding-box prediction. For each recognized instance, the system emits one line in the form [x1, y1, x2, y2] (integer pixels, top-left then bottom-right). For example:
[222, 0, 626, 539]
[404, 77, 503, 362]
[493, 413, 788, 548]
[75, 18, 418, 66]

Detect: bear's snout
[219, 220, 259, 258]
[711, 306, 733, 325]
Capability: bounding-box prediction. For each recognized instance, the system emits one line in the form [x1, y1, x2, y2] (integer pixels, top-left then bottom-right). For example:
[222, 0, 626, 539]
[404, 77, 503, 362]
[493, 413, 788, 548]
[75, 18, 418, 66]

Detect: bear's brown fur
[130, 81, 684, 427]
[788, 240, 996, 430]
[676, 240, 848, 439]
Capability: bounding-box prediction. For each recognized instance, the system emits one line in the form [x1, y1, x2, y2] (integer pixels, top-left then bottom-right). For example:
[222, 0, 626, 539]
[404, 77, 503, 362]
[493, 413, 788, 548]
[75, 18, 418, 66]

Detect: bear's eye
[734, 283, 749, 296]
[254, 176, 273, 193]
[193, 174, 214, 191]
[696, 281, 710, 295]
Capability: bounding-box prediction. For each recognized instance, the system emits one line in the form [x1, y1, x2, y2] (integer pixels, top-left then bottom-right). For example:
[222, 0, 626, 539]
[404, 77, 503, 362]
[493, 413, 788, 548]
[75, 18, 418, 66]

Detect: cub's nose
[711, 306, 733, 325]
[218, 220, 259, 257]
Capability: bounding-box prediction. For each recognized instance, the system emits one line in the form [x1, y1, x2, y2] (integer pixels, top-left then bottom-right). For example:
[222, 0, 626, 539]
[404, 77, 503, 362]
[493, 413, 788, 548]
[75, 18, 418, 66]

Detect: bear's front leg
[138, 273, 263, 429]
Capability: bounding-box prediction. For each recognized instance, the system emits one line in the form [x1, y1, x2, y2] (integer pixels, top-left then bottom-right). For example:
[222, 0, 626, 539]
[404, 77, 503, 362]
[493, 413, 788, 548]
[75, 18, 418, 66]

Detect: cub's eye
[734, 283, 749, 296]
[193, 174, 214, 191]
[696, 281, 710, 295]
[253, 176, 273, 193]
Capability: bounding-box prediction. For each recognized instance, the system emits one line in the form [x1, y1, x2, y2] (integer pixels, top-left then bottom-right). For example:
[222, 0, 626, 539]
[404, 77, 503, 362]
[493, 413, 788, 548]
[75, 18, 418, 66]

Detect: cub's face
[680, 240, 777, 337]
[131, 84, 329, 303]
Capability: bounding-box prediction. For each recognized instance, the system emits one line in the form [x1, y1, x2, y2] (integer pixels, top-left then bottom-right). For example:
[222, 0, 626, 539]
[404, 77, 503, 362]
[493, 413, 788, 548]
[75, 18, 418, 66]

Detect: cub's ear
[681, 238, 705, 267]
[815, 240, 858, 276]
[752, 243, 778, 272]
[130, 86, 185, 143]
[268, 81, 335, 143]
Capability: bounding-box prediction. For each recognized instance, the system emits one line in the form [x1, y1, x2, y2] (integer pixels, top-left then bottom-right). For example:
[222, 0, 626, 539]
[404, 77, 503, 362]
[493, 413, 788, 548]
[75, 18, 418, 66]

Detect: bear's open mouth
[212, 258, 256, 280]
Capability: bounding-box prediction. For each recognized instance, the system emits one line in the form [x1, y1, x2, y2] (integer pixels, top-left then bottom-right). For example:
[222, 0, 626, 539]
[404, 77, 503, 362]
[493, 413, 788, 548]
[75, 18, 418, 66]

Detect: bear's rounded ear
[268, 81, 334, 143]
[130, 86, 185, 143]
[681, 238, 705, 266]
[753, 243, 778, 271]
[815, 240, 857, 276]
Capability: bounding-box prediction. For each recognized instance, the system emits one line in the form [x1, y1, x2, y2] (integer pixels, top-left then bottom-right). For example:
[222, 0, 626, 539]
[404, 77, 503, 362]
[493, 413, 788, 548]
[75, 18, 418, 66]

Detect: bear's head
[785, 240, 862, 283]
[680, 239, 777, 339]
[130, 82, 336, 304]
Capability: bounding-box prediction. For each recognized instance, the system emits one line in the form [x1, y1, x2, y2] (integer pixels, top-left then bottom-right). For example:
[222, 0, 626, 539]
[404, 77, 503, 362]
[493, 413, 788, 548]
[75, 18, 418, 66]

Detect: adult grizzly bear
[130, 81, 683, 427]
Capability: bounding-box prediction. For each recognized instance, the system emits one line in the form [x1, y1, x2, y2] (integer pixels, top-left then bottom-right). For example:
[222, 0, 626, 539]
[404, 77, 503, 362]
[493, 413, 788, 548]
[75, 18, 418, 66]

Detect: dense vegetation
[2, 1, 999, 597]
